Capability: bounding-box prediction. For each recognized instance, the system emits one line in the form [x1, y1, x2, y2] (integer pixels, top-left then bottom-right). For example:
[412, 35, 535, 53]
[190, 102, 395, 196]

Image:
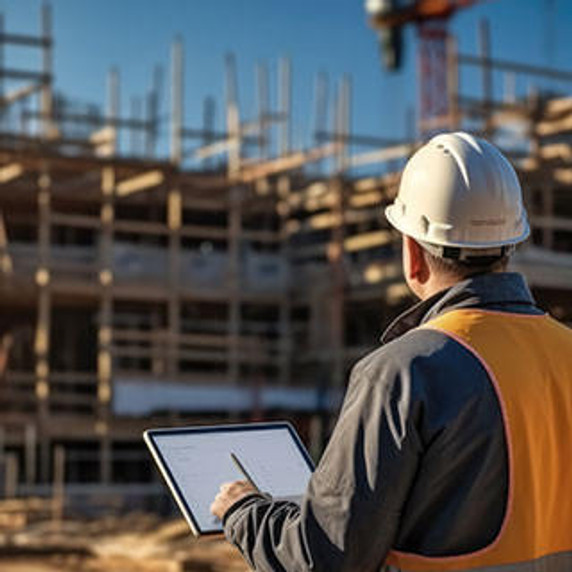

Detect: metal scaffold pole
[479, 18, 493, 138]
[130, 96, 142, 155]
[278, 57, 293, 387]
[0, 14, 5, 129]
[202, 96, 216, 169]
[256, 61, 270, 161]
[96, 67, 120, 485]
[313, 71, 329, 170]
[330, 75, 351, 396]
[278, 57, 292, 157]
[227, 186, 242, 388]
[168, 37, 183, 378]
[98, 164, 114, 485]
[225, 52, 243, 393]
[35, 165, 52, 483]
[446, 34, 460, 129]
[171, 38, 183, 165]
[41, 2, 53, 137]
[145, 64, 162, 156]
[225, 53, 241, 177]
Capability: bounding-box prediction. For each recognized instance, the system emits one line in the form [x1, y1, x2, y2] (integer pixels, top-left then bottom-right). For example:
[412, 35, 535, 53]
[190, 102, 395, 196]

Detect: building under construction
[1, 4, 572, 506]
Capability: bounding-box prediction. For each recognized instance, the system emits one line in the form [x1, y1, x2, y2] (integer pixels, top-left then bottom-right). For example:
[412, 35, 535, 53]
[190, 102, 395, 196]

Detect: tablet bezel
[143, 421, 315, 537]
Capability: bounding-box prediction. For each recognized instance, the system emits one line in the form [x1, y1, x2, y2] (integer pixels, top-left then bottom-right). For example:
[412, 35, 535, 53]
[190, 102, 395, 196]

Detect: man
[211, 132, 572, 571]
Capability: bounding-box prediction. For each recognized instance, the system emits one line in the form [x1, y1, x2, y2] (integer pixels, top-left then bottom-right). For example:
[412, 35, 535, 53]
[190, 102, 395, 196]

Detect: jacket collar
[381, 272, 539, 345]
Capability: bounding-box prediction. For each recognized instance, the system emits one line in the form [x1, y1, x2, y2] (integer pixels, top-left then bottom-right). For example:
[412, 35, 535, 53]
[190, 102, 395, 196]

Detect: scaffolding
[0, 4, 571, 500]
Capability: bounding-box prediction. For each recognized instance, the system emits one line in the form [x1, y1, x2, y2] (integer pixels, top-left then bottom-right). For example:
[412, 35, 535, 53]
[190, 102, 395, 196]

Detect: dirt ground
[0, 513, 250, 572]
[0, 561, 65, 572]
[0, 550, 250, 572]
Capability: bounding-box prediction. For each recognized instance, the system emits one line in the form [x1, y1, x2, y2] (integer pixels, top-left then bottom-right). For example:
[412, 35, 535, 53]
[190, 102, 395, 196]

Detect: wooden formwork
[0, 3, 570, 497]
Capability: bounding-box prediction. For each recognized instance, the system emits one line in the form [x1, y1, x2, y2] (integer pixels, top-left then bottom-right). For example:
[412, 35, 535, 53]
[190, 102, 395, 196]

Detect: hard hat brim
[385, 204, 530, 250]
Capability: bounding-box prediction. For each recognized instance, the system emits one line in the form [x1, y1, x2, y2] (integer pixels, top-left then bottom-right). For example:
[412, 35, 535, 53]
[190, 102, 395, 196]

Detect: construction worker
[211, 132, 572, 571]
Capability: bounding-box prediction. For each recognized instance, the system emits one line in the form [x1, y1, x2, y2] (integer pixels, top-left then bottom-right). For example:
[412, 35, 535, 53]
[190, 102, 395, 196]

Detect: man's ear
[405, 236, 430, 284]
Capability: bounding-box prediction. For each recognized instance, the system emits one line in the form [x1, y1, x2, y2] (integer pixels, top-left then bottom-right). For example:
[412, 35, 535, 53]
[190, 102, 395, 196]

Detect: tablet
[144, 421, 315, 536]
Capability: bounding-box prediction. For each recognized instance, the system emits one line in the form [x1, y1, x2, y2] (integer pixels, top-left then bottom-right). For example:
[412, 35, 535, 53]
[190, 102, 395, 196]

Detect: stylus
[230, 452, 260, 492]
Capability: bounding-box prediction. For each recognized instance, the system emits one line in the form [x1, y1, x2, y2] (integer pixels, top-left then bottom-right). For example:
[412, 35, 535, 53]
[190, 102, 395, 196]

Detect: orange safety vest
[385, 309, 572, 572]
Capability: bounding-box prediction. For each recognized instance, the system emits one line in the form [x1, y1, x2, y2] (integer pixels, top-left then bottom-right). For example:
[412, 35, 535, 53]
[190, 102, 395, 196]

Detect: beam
[0, 69, 51, 82]
[181, 127, 259, 144]
[194, 135, 241, 160]
[348, 190, 383, 208]
[235, 143, 340, 183]
[193, 120, 264, 160]
[0, 134, 173, 171]
[538, 143, 572, 162]
[0, 33, 52, 48]
[0, 162, 24, 184]
[349, 143, 413, 168]
[544, 97, 572, 118]
[344, 230, 393, 252]
[353, 172, 400, 191]
[536, 115, 572, 137]
[115, 169, 164, 197]
[0, 83, 43, 107]
[454, 94, 529, 113]
[89, 126, 115, 145]
[50, 212, 100, 229]
[90, 126, 116, 157]
[24, 110, 152, 130]
[554, 168, 572, 185]
[315, 131, 408, 148]
[531, 215, 572, 232]
[458, 53, 572, 82]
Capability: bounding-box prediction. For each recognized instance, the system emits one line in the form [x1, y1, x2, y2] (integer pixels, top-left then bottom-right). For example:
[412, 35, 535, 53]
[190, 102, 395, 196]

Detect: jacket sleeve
[223, 352, 423, 571]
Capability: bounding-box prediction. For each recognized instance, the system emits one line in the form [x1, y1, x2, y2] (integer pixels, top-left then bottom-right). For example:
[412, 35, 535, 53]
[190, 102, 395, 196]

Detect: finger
[210, 500, 220, 516]
[220, 480, 248, 493]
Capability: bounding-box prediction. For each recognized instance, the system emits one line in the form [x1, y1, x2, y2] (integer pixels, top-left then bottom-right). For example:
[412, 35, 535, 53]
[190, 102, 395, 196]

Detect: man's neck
[419, 276, 460, 301]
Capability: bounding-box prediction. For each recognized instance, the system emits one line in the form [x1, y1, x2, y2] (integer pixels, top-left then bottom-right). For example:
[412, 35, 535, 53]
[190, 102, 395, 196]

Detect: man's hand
[210, 480, 259, 521]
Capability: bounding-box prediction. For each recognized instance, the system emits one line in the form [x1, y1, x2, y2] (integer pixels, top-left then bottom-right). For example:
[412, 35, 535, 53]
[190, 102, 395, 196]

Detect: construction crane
[365, 0, 479, 70]
[365, 0, 481, 131]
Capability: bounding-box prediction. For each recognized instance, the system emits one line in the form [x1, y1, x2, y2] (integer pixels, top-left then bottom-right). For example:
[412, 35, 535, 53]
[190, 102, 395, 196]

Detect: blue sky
[1, 0, 571, 157]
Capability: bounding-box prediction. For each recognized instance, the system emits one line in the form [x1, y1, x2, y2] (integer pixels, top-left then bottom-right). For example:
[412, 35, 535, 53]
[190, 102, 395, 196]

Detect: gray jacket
[223, 273, 542, 571]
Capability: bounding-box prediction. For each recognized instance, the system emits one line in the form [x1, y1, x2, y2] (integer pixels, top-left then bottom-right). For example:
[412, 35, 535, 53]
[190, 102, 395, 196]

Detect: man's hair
[423, 249, 509, 280]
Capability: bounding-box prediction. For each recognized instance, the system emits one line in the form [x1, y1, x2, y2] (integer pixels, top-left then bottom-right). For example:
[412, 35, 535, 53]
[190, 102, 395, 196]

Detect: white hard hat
[385, 131, 530, 259]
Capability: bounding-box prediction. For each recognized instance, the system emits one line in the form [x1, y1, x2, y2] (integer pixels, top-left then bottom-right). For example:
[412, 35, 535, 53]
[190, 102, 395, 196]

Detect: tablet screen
[145, 423, 314, 535]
